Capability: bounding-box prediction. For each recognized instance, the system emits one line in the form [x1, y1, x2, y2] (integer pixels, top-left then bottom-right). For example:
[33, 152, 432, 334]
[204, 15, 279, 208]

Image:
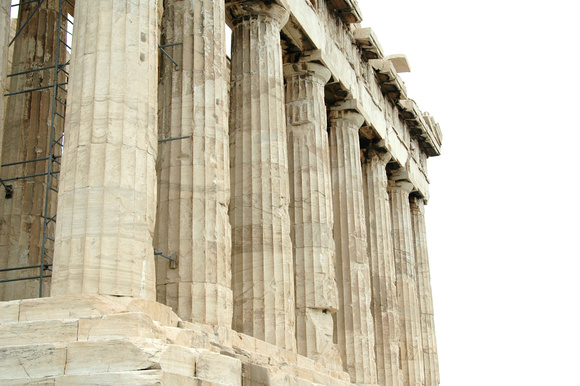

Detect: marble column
[284, 62, 341, 367]
[156, 0, 232, 326]
[51, 0, 159, 300]
[329, 110, 378, 384]
[411, 196, 440, 386]
[389, 172, 425, 386]
[0, 0, 9, 164]
[362, 148, 403, 386]
[0, 0, 65, 300]
[227, 0, 296, 351]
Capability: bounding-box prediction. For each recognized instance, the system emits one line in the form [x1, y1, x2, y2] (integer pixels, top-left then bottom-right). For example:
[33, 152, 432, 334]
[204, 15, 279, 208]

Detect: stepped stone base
[0, 296, 351, 385]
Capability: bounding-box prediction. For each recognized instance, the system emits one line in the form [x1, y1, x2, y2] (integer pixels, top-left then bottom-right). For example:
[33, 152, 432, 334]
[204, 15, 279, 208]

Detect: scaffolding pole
[0, 0, 72, 298]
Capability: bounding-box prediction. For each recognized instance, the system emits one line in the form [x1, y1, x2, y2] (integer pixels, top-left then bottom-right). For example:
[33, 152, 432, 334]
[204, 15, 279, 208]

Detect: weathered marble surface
[0, 0, 9, 165]
[156, 0, 232, 326]
[0, 295, 351, 385]
[284, 62, 341, 369]
[411, 196, 440, 386]
[362, 149, 403, 386]
[389, 173, 425, 386]
[329, 110, 378, 384]
[51, 0, 159, 299]
[227, 0, 296, 351]
[0, 0, 64, 301]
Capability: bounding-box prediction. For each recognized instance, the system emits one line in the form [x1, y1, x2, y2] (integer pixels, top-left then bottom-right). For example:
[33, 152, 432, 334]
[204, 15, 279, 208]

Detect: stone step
[0, 339, 242, 385]
[0, 312, 166, 347]
[0, 370, 228, 385]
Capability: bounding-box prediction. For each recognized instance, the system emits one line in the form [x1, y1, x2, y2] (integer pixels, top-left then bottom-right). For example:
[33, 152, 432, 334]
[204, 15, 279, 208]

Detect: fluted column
[411, 196, 440, 386]
[51, 0, 159, 300]
[362, 148, 403, 386]
[284, 62, 341, 367]
[227, 0, 296, 350]
[329, 110, 378, 384]
[155, 0, 232, 326]
[389, 173, 425, 386]
[0, 0, 65, 300]
[0, 0, 9, 164]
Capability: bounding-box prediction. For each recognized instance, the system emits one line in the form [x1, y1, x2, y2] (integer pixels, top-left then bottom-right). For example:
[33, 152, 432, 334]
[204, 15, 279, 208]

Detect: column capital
[328, 109, 365, 130]
[226, 0, 289, 29]
[283, 62, 332, 84]
[364, 146, 392, 167]
[388, 169, 414, 194]
[410, 195, 426, 214]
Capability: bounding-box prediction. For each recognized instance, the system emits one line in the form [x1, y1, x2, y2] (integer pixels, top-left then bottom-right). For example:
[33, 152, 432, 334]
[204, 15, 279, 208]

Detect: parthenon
[0, 0, 442, 385]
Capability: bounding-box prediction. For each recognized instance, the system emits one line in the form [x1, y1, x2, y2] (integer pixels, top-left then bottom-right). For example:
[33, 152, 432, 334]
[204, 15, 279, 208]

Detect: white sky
[357, 0, 580, 384]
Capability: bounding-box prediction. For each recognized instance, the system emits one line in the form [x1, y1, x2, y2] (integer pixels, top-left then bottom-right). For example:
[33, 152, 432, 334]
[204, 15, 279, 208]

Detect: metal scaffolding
[0, 1, 182, 299]
[0, 0, 73, 297]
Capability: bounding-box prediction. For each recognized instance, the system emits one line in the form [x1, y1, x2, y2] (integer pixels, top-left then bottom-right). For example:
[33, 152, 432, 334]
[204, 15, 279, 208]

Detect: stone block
[159, 345, 199, 377]
[0, 300, 20, 322]
[65, 339, 165, 375]
[1, 379, 55, 385]
[329, 369, 351, 382]
[213, 324, 235, 347]
[0, 319, 78, 346]
[234, 332, 257, 352]
[54, 370, 193, 385]
[278, 347, 298, 365]
[18, 295, 180, 327]
[296, 354, 316, 371]
[174, 322, 214, 350]
[290, 364, 316, 383]
[18, 295, 132, 322]
[270, 373, 316, 386]
[254, 336, 280, 359]
[164, 326, 196, 346]
[196, 350, 242, 386]
[386, 54, 411, 73]
[0, 344, 66, 380]
[125, 297, 181, 327]
[242, 362, 271, 386]
[78, 312, 163, 341]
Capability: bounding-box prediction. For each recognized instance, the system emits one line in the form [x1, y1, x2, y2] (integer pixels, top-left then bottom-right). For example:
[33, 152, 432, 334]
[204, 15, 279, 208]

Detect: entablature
[326, 0, 363, 24]
[369, 58, 408, 102]
[398, 99, 442, 157]
[238, 0, 442, 199]
[353, 27, 384, 60]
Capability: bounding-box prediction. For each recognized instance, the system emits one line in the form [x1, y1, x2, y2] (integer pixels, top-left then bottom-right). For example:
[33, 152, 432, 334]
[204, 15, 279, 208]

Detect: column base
[0, 296, 351, 385]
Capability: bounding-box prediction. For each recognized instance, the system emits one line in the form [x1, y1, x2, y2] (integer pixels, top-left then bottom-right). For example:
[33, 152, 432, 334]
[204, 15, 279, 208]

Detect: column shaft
[0, 0, 65, 300]
[284, 62, 340, 367]
[362, 150, 403, 386]
[0, 0, 9, 165]
[389, 177, 425, 386]
[411, 197, 440, 386]
[156, 0, 232, 326]
[329, 110, 378, 384]
[51, 0, 159, 299]
[228, 1, 296, 350]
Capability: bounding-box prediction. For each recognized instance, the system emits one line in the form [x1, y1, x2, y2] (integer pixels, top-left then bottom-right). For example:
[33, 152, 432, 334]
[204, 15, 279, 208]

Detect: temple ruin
[0, 0, 442, 384]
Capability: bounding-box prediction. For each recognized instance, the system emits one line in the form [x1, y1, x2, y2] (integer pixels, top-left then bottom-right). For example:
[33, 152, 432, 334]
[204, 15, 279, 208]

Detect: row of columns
[0, 0, 439, 385]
